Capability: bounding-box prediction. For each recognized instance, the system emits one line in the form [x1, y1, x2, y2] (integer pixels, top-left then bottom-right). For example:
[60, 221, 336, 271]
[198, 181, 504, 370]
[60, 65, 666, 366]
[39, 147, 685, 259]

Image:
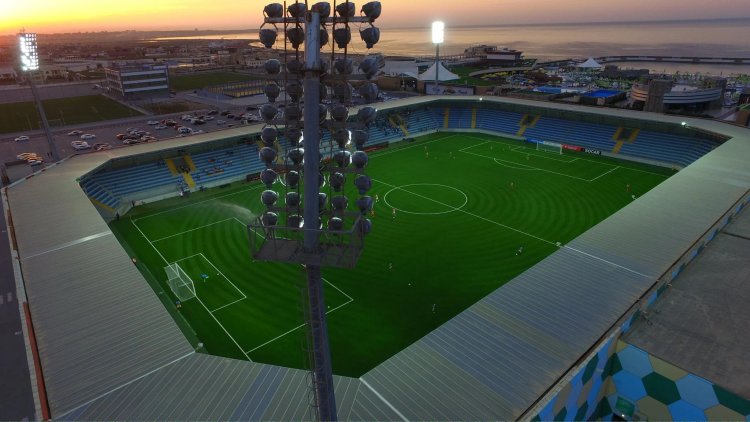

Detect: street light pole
[432, 21, 444, 95]
[19, 32, 59, 161]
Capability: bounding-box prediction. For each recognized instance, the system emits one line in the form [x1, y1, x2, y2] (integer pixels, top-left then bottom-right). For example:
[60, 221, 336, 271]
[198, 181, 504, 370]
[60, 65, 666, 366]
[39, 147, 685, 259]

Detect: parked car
[17, 152, 42, 160]
[71, 141, 91, 150]
[93, 143, 112, 151]
[154, 125, 168, 130]
[14, 136, 30, 142]
[203, 116, 214, 121]
[147, 120, 159, 125]
[178, 127, 192, 134]
[115, 133, 127, 140]
[80, 134, 96, 140]
[27, 159, 43, 166]
[216, 119, 226, 125]
[125, 127, 138, 133]
[208, 110, 218, 115]
[67, 130, 83, 136]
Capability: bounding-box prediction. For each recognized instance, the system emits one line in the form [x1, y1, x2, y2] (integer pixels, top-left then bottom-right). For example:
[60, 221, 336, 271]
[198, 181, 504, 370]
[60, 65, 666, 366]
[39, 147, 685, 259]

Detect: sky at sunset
[2, 0, 749, 35]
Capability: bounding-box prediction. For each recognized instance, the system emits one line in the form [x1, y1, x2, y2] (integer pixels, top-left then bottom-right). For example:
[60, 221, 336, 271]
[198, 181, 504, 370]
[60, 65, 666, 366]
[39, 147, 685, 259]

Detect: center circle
[383, 183, 468, 215]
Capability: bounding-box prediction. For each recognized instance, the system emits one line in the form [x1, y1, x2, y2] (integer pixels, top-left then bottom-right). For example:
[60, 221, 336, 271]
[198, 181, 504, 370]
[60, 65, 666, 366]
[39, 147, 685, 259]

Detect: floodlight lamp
[287, 2, 307, 18]
[361, 2, 382, 20]
[259, 28, 278, 48]
[311, 2, 332, 18]
[432, 21, 444, 44]
[287, 148, 305, 166]
[681, 121, 687, 126]
[264, 3, 284, 18]
[18, 33, 39, 71]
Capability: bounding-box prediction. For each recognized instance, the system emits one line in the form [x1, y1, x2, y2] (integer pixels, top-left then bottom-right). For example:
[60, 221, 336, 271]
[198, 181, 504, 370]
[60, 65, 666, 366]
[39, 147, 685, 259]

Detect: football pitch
[110, 132, 674, 377]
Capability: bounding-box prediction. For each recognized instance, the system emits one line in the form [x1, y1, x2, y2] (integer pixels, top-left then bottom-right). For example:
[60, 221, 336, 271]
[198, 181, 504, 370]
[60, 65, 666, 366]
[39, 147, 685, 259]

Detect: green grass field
[170, 72, 260, 91]
[0, 95, 143, 134]
[110, 132, 674, 377]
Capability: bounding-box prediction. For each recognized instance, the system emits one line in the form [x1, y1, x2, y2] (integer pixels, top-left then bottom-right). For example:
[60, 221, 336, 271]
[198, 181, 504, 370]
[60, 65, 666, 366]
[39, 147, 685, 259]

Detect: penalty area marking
[130, 217, 252, 361]
[243, 277, 354, 355]
[383, 183, 469, 215]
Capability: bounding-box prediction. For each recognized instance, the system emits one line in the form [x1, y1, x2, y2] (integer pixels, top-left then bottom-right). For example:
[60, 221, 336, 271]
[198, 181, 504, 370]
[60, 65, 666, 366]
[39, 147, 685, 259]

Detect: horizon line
[2, 15, 749, 37]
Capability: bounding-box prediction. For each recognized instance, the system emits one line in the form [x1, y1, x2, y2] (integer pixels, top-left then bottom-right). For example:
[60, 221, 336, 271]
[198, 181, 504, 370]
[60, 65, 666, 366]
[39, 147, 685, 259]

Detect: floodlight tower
[251, 2, 382, 421]
[18, 32, 59, 161]
[432, 21, 444, 95]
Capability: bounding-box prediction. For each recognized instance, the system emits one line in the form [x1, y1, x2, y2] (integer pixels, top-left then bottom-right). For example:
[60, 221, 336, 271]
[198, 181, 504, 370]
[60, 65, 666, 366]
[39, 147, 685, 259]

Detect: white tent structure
[418, 61, 460, 81]
[577, 57, 603, 70]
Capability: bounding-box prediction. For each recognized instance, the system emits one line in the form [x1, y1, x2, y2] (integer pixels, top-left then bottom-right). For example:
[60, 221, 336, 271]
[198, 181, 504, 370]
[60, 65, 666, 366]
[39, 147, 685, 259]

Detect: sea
[156, 18, 750, 76]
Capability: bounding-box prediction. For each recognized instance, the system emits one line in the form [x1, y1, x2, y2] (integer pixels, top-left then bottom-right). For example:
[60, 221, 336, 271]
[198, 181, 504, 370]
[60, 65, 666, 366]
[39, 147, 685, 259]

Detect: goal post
[165, 263, 196, 301]
[536, 140, 563, 154]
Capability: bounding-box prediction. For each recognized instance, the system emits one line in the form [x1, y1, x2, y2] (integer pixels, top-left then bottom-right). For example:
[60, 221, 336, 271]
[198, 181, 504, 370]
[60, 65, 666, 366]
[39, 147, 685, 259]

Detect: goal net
[536, 140, 563, 154]
[165, 263, 196, 301]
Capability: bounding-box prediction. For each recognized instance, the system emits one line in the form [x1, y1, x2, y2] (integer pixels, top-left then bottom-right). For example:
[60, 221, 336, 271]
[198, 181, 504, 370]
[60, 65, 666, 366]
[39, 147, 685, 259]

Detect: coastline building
[104, 63, 170, 99]
[631, 76, 725, 113]
[464, 45, 524, 66]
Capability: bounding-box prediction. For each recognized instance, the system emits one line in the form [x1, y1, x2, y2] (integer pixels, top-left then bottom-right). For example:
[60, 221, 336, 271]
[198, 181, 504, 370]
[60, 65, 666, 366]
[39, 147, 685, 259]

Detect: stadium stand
[8, 96, 749, 421]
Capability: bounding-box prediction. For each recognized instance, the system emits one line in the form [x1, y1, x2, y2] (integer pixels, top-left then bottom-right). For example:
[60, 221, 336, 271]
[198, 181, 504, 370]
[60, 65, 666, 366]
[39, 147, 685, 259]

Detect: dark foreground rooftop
[624, 206, 750, 399]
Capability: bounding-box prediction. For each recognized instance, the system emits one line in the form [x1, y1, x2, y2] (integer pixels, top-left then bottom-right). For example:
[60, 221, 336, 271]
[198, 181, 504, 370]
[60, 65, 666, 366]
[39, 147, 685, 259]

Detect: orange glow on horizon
[3, 0, 748, 36]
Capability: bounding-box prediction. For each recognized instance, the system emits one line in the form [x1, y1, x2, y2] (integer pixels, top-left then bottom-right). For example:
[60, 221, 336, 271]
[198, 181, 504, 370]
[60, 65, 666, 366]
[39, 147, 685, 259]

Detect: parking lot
[0, 105, 259, 178]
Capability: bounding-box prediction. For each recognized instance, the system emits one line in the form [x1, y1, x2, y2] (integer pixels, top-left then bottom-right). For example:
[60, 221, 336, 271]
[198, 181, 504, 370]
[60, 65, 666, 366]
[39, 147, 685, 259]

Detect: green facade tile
[582, 354, 600, 384]
[643, 373, 681, 405]
[575, 401, 589, 421]
[602, 354, 622, 380]
[713, 385, 750, 416]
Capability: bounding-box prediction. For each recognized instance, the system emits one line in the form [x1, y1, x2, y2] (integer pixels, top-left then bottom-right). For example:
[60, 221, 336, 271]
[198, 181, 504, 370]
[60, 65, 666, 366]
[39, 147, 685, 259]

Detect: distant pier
[595, 55, 750, 65]
[538, 55, 750, 68]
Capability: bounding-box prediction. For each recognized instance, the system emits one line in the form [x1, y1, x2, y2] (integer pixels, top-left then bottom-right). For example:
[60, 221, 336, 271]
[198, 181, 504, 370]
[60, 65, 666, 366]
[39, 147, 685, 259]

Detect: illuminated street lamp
[18, 32, 59, 161]
[432, 21, 444, 95]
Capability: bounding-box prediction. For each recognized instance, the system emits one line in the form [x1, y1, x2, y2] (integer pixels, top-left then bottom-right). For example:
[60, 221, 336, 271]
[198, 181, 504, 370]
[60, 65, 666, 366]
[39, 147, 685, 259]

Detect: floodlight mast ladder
[254, 2, 382, 421]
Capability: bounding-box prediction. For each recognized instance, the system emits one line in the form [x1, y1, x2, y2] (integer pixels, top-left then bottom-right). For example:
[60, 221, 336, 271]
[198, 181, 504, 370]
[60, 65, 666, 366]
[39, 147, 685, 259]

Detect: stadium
[5, 95, 750, 421]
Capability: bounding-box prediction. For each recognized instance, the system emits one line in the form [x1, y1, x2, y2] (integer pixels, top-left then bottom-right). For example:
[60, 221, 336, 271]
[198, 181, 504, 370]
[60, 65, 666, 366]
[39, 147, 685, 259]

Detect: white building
[104, 64, 170, 98]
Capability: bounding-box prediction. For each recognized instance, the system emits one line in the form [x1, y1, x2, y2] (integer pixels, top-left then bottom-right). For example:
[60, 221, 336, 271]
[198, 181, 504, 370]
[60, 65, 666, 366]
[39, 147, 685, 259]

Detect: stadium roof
[6, 96, 750, 420]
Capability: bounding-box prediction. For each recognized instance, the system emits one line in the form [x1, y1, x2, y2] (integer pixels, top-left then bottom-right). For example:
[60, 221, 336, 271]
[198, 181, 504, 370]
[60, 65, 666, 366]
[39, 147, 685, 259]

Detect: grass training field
[110, 132, 674, 377]
[0, 95, 143, 134]
[170, 72, 260, 91]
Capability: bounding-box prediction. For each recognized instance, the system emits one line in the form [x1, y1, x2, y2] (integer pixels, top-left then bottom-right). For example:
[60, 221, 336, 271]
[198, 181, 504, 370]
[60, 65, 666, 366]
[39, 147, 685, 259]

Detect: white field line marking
[151, 218, 235, 242]
[230, 218, 355, 354]
[130, 217, 252, 361]
[133, 184, 263, 223]
[199, 252, 248, 305]
[499, 143, 579, 163]
[244, 278, 354, 355]
[459, 140, 489, 152]
[590, 166, 620, 182]
[158, 226, 248, 309]
[370, 134, 463, 159]
[492, 159, 538, 171]
[374, 178, 556, 246]
[464, 133, 669, 178]
[211, 297, 246, 313]
[461, 149, 592, 181]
